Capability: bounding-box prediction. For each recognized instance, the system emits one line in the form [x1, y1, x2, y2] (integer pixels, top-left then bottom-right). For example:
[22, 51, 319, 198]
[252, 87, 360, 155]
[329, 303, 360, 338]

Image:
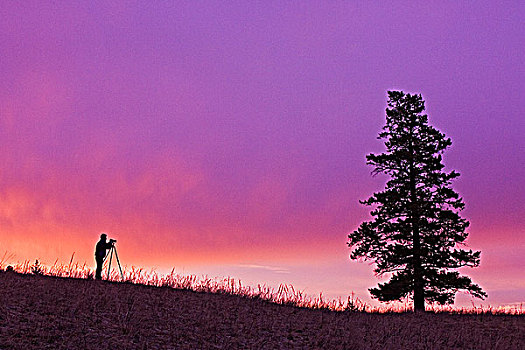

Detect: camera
[109, 239, 117, 244]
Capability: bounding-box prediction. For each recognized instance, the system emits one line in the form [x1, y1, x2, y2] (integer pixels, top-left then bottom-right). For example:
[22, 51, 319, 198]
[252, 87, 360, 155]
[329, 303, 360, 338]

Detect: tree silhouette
[348, 91, 486, 312]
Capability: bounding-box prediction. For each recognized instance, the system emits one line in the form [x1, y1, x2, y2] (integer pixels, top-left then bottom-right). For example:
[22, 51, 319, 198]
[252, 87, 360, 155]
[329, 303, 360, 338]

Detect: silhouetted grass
[0, 269, 523, 350]
[1, 255, 522, 315]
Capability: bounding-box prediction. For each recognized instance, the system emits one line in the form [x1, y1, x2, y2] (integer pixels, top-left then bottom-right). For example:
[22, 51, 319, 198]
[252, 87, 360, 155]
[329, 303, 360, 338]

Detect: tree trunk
[413, 223, 425, 312]
[409, 129, 425, 313]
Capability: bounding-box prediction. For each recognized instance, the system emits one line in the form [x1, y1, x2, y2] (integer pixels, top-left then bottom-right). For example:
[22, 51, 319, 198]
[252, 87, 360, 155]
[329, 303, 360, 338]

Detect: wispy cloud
[236, 264, 291, 274]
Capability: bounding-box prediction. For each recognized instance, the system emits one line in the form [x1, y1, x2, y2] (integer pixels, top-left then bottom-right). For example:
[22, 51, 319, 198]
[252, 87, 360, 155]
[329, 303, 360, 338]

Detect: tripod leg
[107, 247, 113, 280]
[113, 247, 124, 281]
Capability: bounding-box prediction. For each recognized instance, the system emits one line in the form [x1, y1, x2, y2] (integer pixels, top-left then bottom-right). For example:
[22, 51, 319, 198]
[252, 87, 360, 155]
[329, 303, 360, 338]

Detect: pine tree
[348, 91, 486, 312]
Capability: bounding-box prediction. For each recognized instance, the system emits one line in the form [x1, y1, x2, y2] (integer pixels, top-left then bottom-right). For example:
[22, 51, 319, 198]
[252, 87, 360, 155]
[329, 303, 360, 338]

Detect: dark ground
[0, 271, 523, 349]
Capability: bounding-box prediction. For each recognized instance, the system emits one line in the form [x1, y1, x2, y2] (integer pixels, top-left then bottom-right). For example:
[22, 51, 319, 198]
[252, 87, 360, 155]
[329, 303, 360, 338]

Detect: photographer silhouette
[95, 233, 114, 280]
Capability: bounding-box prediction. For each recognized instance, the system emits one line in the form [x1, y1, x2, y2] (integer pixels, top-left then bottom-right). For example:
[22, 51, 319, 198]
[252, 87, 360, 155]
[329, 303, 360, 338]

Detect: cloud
[236, 264, 290, 274]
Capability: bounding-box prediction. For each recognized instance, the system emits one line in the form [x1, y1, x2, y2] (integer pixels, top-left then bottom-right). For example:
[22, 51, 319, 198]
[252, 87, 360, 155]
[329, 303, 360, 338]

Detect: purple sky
[1, 1, 524, 307]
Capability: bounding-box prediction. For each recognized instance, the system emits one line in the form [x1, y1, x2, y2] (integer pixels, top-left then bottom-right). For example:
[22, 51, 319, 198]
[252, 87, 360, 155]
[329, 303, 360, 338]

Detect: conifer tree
[348, 91, 486, 311]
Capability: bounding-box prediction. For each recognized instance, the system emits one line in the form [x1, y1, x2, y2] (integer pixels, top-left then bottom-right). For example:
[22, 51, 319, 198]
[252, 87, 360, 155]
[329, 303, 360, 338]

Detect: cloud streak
[236, 264, 291, 275]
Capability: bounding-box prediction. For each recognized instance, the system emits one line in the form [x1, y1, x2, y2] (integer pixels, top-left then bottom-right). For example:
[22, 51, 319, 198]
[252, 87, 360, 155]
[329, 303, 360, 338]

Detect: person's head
[100, 233, 107, 241]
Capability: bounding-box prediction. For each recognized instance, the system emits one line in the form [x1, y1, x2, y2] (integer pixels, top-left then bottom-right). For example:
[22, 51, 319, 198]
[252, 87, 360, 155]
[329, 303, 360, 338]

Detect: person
[95, 233, 113, 280]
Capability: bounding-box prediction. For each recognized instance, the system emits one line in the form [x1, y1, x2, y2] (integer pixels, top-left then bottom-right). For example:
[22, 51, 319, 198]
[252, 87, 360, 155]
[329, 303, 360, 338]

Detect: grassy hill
[0, 271, 523, 349]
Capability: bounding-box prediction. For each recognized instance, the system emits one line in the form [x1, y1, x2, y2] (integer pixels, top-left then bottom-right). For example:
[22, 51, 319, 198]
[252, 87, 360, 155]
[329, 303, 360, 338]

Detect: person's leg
[95, 257, 103, 280]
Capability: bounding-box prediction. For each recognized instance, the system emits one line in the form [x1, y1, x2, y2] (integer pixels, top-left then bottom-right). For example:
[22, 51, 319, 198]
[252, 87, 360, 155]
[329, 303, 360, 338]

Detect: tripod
[104, 243, 124, 281]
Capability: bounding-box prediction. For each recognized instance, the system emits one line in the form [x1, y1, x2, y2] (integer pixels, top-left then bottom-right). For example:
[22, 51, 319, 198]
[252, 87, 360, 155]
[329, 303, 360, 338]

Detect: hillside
[0, 271, 523, 349]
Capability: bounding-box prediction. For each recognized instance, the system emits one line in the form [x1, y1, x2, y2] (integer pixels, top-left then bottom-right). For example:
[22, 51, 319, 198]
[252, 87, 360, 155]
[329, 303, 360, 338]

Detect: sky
[1, 1, 523, 307]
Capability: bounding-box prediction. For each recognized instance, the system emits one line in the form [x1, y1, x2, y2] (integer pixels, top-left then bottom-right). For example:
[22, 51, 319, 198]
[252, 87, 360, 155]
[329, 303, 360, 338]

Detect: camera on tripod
[104, 238, 123, 281]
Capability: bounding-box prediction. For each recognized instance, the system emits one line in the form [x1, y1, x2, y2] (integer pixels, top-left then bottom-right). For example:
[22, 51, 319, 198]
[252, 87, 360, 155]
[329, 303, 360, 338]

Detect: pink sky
[1, 1, 523, 307]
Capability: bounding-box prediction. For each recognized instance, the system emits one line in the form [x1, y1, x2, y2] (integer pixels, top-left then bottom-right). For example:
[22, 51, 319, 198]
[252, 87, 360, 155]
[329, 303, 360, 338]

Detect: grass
[0, 253, 522, 315]
[0, 268, 523, 349]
